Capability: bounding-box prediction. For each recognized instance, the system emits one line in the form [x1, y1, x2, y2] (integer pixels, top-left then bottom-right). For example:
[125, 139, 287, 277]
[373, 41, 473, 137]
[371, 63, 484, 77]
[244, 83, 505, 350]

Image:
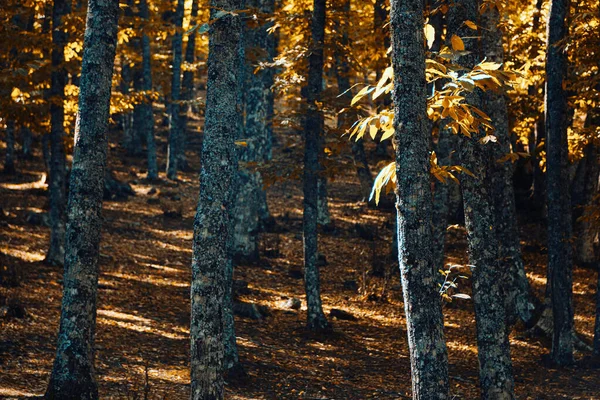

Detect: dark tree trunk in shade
[373, 0, 390, 157]
[545, 0, 574, 366]
[447, 0, 515, 397]
[232, 0, 276, 261]
[46, 0, 72, 266]
[595, 267, 600, 356]
[120, 61, 138, 156]
[180, 0, 199, 162]
[137, 0, 158, 180]
[389, 0, 450, 398]
[572, 113, 600, 266]
[166, 0, 185, 180]
[190, 1, 242, 398]
[301, 0, 329, 333]
[333, 0, 373, 202]
[45, 0, 119, 397]
[21, 126, 33, 160]
[4, 121, 15, 174]
[481, 5, 536, 327]
[432, 129, 454, 273]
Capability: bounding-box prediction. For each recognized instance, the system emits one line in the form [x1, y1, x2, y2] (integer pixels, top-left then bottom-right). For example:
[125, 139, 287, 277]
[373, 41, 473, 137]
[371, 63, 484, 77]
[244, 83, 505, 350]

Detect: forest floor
[1, 122, 600, 399]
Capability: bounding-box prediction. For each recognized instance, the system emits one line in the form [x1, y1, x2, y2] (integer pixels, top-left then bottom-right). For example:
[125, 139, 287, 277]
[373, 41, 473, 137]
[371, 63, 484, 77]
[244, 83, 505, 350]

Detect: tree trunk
[120, 60, 137, 156]
[45, 0, 119, 397]
[432, 129, 454, 273]
[232, 0, 276, 261]
[190, 1, 243, 398]
[545, 0, 574, 366]
[481, 4, 536, 327]
[333, 0, 373, 203]
[21, 126, 33, 160]
[166, 0, 185, 180]
[447, 1, 515, 397]
[302, 0, 330, 333]
[137, 0, 157, 180]
[595, 267, 600, 356]
[180, 0, 199, 170]
[46, 0, 71, 266]
[389, 0, 450, 397]
[4, 120, 16, 174]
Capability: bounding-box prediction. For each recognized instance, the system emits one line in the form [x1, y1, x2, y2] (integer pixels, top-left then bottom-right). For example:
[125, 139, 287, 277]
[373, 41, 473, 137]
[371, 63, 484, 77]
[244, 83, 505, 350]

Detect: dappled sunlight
[147, 367, 190, 384]
[0, 388, 39, 397]
[98, 315, 187, 340]
[103, 271, 190, 288]
[0, 173, 47, 191]
[0, 245, 45, 262]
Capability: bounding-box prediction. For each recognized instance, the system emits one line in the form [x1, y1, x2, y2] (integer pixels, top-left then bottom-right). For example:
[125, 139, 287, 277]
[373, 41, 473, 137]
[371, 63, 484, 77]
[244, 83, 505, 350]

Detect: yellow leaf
[351, 86, 371, 106]
[451, 35, 465, 51]
[464, 20, 477, 30]
[425, 24, 435, 49]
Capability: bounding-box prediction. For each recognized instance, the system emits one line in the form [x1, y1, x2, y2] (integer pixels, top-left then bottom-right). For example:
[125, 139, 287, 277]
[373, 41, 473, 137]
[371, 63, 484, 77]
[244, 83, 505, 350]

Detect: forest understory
[1, 122, 599, 400]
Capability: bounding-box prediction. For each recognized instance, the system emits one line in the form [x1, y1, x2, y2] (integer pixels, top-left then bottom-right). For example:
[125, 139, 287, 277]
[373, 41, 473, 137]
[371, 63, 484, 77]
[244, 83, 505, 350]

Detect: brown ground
[1, 126, 600, 399]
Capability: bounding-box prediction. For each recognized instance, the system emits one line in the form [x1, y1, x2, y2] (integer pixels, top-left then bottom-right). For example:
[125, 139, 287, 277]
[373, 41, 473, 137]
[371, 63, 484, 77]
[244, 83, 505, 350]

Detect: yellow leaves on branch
[370, 153, 478, 205]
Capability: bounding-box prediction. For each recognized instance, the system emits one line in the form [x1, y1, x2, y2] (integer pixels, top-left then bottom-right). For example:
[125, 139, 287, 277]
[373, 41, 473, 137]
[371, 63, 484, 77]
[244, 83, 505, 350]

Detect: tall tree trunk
[190, 0, 243, 398]
[45, 0, 119, 397]
[180, 0, 199, 171]
[333, 0, 373, 202]
[120, 60, 136, 155]
[389, 0, 450, 397]
[432, 128, 454, 273]
[447, 1, 515, 397]
[166, 0, 185, 180]
[595, 267, 600, 356]
[4, 121, 16, 174]
[545, 0, 574, 366]
[373, 0, 390, 157]
[137, 0, 157, 180]
[232, 0, 276, 261]
[302, 0, 329, 333]
[481, 4, 536, 327]
[21, 126, 33, 160]
[46, 0, 71, 266]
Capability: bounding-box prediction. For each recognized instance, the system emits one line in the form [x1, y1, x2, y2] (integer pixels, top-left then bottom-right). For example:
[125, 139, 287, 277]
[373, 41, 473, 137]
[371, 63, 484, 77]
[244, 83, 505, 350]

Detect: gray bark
[447, 1, 515, 397]
[302, 0, 330, 332]
[481, 5, 536, 327]
[432, 129, 454, 273]
[166, 0, 185, 180]
[333, 0, 373, 202]
[137, 0, 157, 180]
[390, 0, 450, 398]
[120, 60, 138, 156]
[45, 0, 119, 397]
[46, 0, 72, 266]
[4, 121, 16, 174]
[545, 0, 574, 366]
[595, 267, 600, 356]
[21, 126, 33, 160]
[232, 0, 276, 261]
[180, 0, 199, 169]
[190, 0, 243, 398]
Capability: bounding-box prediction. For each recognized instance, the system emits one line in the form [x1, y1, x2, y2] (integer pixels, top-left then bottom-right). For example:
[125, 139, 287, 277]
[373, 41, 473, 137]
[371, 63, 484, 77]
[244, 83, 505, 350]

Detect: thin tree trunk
[180, 0, 199, 172]
[333, 0, 373, 203]
[4, 121, 16, 174]
[46, 0, 71, 266]
[481, 4, 536, 327]
[447, 1, 515, 397]
[232, 0, 276, 261]
[389, 0, 449, 397]
[190, 0, 243, 398]
[432, 128, 453, 273]
[137, 0, 157, 180]
[302, 0, 330, 333]
[120, 61, 136, 155]
[166, 0, 185, 180]
[545, 0, 574, 366]
[45, 0, 119, 397]
[21, 126, 33, 160]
